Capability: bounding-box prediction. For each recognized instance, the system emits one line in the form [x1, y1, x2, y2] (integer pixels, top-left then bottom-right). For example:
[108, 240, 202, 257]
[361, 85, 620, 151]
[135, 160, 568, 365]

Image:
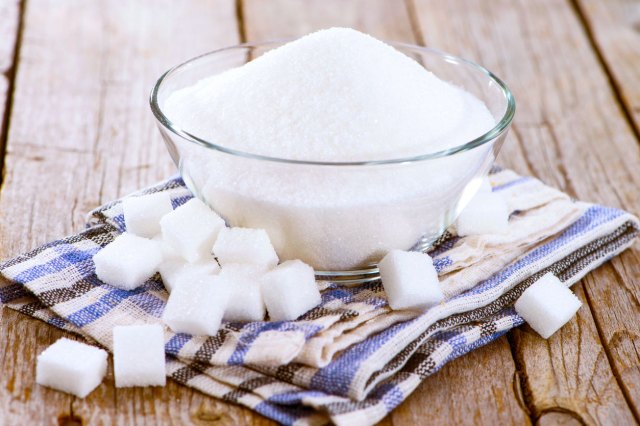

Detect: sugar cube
[378, 250, 443, 311]
[113, 324, 166, 387]
[514, 272, 582, 339]
[262, 260, 321, 321]
[154, 235, 180, 260]
[123, 192, 174, 238]
[162, 275, 231, 335]
[478, 177, 492, 194]
[212, 227, 279, 270]
[158, 258, 220, 292]
[160, 198, 226, 262]
[219, 264, 266, 322]
[94, 232, 163, 290]
[456, 191, 509, 236]
[36, 337, 107, 398]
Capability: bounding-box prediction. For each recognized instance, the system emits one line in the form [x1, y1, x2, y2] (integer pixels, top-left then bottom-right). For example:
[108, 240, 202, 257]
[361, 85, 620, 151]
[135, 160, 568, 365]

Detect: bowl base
[314, 226, 450, 285]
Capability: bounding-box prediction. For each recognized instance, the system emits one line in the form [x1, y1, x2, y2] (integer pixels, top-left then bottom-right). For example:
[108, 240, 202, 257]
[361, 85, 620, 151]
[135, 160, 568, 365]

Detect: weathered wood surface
[410, 1, 640, 423]
[0, 0, 638, 425]
[0, 0, 271, 424]
[575, 0, 640, 137]
[0, 0, 20, 157]
[242, 1, 530, 423]
[410, 2, 640, 424]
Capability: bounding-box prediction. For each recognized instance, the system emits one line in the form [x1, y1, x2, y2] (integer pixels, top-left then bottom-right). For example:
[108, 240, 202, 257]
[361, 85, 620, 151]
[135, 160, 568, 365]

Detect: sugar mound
[165, 27, 493, 162]
[162, 28, 497, 270]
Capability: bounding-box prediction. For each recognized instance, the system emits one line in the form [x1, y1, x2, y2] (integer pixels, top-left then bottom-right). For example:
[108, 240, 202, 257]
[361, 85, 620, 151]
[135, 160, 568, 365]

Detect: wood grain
[1, 0, 638, 424]
[510, 284, 636, 424]
[242, 1, 530, 424]
[243, 0, 416, 42]
[581, 249, 640, 421]
[574, 0, 640, 136]
[391, 337, 530, 425]
[0, 0, 20, 161]
[411, 0, 640, 422]
[0, 0, 274, 424]
[0, 307, 74, 423]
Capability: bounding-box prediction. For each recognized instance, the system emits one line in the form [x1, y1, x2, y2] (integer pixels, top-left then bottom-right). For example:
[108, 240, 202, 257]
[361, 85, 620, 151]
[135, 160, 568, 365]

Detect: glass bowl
[150, 39, 515, 282]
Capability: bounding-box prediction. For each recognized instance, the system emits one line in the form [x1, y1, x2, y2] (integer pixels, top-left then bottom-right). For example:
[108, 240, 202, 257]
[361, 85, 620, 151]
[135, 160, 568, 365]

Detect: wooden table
[1, 1, 638, 424]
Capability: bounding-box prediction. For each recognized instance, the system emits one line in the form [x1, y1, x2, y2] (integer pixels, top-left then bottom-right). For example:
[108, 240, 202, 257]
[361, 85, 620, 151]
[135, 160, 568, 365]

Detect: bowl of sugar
[150, 28, 515, 277]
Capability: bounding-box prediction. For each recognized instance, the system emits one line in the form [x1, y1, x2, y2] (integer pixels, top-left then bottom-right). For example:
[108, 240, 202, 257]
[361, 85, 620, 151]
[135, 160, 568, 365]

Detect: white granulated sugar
[163, 28, 496, 270]
[165, 27, 492, 162]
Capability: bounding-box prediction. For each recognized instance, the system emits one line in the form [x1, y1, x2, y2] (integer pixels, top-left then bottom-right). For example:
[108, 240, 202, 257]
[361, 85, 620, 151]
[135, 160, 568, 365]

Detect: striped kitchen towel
[1, 168, 637, 426]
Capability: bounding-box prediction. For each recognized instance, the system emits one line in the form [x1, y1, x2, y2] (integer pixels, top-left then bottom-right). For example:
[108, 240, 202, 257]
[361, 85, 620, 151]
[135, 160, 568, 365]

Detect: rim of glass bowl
[150, 39, 516, 166]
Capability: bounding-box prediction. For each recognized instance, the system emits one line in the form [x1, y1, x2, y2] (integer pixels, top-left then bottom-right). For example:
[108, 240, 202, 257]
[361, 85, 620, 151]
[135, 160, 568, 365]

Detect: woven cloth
[1, 168, 637, 426]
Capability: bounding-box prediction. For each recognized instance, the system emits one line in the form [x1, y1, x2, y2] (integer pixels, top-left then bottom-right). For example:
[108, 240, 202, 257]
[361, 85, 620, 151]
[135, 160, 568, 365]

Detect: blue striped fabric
[0, 169, 637, 425]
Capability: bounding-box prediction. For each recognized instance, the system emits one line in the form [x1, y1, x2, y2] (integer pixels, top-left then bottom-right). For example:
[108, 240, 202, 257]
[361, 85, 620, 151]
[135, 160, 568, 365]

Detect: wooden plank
[0, 0, 19, 73]
[74, 359, 276, 426]
[391, 337, 530, 425]
[0, 0, 276, 424]
[510, 284, 635, 424]
[242, 1, 529, 424]
[0, 0, 20, 156]
[243, 0, 416, 42]
[581, 249, 640, 421]
[569, 15, 640, 417]
[412, 0, 640, 211]
[0, 308, 74, 423]
[411, 0, 640, 421]
[574, 0, 640, 136]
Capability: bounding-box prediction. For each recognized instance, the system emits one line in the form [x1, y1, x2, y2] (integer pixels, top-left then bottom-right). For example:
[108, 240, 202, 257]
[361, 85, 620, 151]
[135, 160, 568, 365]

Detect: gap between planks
[581, 267, 640, 424]
[236, 0, 247, 43]
[0, 0, 26, 189]
[408, 0, 640, 422]
[404, 1, 536, 423]
[552, 1, 640, 422]
[404, 0, 426, 47]
[569, 0, 640, 144]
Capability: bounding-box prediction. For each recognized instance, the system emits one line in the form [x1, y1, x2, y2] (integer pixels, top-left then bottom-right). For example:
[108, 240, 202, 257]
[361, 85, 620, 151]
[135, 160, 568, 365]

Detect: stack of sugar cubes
[94, 192, 324, 337]
[34, 191, 326, 398]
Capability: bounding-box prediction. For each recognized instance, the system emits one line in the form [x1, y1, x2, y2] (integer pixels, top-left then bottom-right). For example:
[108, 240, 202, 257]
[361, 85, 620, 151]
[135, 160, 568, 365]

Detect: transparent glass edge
[149, 39, 516, 167]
